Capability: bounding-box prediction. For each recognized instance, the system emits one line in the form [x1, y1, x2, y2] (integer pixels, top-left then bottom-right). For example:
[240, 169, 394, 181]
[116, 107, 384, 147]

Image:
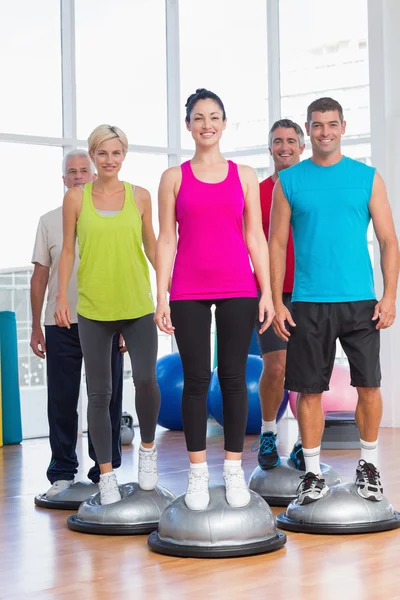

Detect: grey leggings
[78, 313, 160, 465]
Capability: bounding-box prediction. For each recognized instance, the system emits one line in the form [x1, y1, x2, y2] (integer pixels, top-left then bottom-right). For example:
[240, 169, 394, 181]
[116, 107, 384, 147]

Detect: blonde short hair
[87, 124, 128, 156]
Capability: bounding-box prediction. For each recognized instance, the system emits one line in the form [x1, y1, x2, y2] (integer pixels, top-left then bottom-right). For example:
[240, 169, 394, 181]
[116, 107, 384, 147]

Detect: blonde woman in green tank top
[55, 125, 161, 505]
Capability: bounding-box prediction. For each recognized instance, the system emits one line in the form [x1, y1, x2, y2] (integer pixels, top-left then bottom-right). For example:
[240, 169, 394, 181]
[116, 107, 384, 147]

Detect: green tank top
[76, 181, 154, 321]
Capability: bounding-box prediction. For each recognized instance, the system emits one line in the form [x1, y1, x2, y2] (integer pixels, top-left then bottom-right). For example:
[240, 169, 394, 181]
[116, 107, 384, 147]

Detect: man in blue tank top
[269, 97, 399, 505]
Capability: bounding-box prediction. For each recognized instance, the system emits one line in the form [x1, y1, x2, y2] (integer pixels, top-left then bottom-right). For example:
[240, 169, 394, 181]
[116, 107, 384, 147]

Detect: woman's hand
[257, 293, 275, 334]
[54, 296, 71, 329]
[154, 299, 175, 334]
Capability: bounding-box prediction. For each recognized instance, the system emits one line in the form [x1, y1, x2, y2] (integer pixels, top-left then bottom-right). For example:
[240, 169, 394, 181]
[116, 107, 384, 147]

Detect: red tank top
[255, 176, 295, 293]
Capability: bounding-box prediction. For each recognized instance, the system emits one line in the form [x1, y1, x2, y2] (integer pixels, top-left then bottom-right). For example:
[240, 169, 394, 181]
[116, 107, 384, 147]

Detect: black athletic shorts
[285, 300, 381, 393]
[256, 292, 292, 355]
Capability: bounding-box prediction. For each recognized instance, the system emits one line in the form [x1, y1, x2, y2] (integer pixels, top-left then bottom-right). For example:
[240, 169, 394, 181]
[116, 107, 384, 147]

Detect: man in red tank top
[253, 119, 305, 470]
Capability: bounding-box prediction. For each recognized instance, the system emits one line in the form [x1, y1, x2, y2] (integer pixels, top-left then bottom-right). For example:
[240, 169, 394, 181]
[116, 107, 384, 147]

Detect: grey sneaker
[355, 460, 383, 501]
[46, 479, 74, 498]
[296, 472, 329, 505]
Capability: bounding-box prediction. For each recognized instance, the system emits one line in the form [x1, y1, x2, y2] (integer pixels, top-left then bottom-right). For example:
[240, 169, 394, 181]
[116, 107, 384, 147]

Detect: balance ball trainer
[208, 355, 289, 435]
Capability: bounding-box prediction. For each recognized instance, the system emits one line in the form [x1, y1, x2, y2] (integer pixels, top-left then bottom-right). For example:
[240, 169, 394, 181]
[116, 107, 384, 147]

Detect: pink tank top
[170, 160, 258, 301]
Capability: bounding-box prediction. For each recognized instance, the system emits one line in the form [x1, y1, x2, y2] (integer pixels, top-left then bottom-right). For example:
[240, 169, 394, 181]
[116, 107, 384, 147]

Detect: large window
[0, 0, 373, 437]
[0, 143, 64, 270]
[279, 0, 370, 139]
[75, 0, 167, 147]
[179, 0, 269, 154]
[0, 1, 62, 137]
[0, 268, 44, 388]
[120, 152, 167, 232]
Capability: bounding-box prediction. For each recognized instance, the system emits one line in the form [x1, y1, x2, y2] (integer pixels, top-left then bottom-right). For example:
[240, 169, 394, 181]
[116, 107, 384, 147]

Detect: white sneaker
[185, 469, 210, 511]
[138, 445, 158, 491]
[46, 479, 75, 498]
[223, 468, 251, 508]
[98, 472, 121, 505]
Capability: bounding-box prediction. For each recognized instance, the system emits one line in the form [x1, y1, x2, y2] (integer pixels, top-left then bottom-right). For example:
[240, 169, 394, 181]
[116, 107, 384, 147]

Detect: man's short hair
[62, 149, 96, 177]
[268, 119, 305, 148]
[306, 97, 344, 124]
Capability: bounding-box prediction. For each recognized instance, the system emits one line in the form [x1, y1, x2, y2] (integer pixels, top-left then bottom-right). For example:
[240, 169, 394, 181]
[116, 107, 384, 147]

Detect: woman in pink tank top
[155, 89, 274, 511]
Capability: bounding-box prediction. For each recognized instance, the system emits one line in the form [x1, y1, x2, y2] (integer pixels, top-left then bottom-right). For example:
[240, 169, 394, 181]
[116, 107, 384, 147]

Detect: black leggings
[170, 298, 258, 453]
[78, 313, 160, 464]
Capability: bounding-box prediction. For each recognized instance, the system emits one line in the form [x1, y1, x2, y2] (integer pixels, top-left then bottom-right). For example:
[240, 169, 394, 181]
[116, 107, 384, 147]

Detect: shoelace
[100, 474, 118, 494]
[251, 433, 277, 454]
[297, 472, 324, 493]
[224, 469, 247, 490]
[358, 460, 380, 485]
[291, 444, 306, 468]
[139, 449, 157, 474]
[187, 471, 209, 493]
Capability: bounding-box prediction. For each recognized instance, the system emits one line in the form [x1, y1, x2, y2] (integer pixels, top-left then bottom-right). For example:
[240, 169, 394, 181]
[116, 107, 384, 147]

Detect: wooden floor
[1, 421, 400, 600]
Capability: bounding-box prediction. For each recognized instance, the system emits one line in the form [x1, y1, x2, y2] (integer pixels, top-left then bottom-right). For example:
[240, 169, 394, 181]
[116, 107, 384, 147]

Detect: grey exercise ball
[249, 458, 341, 506]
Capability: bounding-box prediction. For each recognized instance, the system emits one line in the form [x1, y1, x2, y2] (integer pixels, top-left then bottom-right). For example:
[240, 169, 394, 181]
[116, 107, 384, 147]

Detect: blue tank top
[279, 157, 376, 303]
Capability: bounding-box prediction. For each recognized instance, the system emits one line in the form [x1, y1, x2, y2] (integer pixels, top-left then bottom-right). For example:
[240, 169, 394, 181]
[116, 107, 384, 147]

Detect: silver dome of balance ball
[276, 482, 400, 534]
[67, 482, 175, 535]
[249, 458, 340, 506]
[148, 485, 286, 558]
[35, 482, 99, 511]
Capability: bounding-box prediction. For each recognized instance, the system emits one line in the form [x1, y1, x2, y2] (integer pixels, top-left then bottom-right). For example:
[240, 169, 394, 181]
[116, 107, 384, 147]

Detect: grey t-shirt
[31, 206, 79, 326]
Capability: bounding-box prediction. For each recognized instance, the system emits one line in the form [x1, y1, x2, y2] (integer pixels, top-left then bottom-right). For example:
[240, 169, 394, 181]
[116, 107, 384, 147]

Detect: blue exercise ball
[207, 355, 289, 435]
[248, 330, 261, 357]
[156, 353, 185, 430]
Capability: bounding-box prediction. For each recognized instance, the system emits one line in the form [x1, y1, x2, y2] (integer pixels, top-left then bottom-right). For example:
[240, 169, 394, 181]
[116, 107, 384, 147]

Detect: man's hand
[30, 326, 46, 358]
[372, 296, 396, 329]
[272, 302, 296, 342]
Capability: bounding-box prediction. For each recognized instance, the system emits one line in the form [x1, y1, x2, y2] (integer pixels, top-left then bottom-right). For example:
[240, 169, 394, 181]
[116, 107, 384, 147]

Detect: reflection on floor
[0, 419, 399, 600]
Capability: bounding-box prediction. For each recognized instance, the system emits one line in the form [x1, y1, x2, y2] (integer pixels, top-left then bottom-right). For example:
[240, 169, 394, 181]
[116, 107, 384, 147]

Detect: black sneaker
[296, 472, 329, 505]
[251, 432, 280, 470]
[289, 441, 306, 471]
[355, 459, 383, 502]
